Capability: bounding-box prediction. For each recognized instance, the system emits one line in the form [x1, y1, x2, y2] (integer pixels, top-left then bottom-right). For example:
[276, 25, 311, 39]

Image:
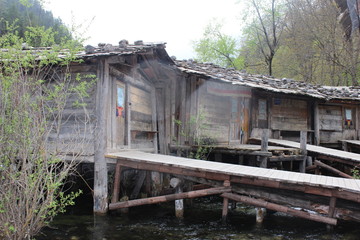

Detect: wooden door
[115, 81, 126, 147]
[230, 97, 241, 143]
[108, 77, 126, 150]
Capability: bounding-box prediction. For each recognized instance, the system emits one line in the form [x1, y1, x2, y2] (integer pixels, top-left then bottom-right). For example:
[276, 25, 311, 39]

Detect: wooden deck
[106, 151, 360, 225]
[252, 138, 360, 166]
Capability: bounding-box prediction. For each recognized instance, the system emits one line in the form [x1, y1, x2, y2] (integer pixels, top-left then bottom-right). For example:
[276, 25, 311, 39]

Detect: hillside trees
[193, 0, 360, 85]
[0, 0, 71, 44]
[0, 24, 94, 240]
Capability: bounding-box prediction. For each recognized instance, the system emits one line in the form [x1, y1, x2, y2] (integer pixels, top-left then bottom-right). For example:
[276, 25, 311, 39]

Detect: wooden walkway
[106, 151, 360, 225]
[253, 138, 360, 166]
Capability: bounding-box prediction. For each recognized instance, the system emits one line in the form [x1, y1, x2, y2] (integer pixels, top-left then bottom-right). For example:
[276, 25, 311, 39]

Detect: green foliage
[351, 167, 360, 179]
[174, 111, 215, 160]
[193, 20, 244, 69]
[0, 24, 92, 240]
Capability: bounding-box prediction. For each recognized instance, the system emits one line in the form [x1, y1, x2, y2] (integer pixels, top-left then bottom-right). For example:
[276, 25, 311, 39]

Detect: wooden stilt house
[169, 60, 360, 150]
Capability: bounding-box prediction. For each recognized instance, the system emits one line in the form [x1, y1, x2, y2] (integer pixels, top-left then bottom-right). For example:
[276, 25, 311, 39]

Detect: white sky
[44, 0, 243, 60]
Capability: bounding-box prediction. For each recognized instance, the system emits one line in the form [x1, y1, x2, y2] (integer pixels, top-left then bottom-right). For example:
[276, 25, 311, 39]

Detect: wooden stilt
[299, 131, 307, 173]
[170, 178, 184, 219]
[327, 197, 337, 231]
[259, 130, 269, 168]
[222, 180, 231, 223]
[130, 170, 147, 199]
[256, 207, 266, 223]
[111, 163, 122, 203]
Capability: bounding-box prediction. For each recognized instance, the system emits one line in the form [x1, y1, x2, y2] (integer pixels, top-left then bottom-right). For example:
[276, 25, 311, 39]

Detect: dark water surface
[36, 199, 360, 240]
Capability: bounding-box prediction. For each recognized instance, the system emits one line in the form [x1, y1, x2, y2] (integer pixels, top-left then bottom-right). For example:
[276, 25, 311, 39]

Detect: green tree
[0, 24, 93, 239]
[240, 0, 286, 76]
[193, 20, 244, 69]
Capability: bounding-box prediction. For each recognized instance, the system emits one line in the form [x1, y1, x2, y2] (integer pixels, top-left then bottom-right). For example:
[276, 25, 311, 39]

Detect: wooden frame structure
[106, 151, 360, 225]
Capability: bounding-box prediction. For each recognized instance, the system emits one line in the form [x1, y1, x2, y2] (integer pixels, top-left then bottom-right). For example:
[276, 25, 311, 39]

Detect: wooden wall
[318, 104, 358, 144]
[46, 64, 97, 162]
[198, 82, 231, 144]
[271, 98, 308, 131]
[173, 77, 252, 145]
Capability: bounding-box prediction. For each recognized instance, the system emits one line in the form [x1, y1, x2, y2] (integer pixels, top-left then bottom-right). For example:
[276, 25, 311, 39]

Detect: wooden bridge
[258, 138, 360, 166]
[106, 151, 360, 226]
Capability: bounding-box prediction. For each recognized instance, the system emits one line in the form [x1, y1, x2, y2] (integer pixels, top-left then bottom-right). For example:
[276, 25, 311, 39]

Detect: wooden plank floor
[106, 151, 360, 195]
[258, 138, 360, 164]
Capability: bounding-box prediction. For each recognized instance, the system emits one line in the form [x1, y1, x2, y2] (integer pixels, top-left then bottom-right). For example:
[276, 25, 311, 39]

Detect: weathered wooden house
[38, 41, 360, 212]
[169, 60, 360, 150]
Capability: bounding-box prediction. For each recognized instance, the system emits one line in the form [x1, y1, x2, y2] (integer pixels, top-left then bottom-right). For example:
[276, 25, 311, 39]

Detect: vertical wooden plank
[156, 86, 165, 154]
[126, 82, 131, 147]
[111, 163, 122, 203]
[151, 86, 158, 153]
[170, 78, 177, 145]
[189, 76, 198, 145]
[94, 59, 109, 214]
[314, 101, 320, 145]
[179, 76, 187, 145]
[165, 82, 172, 154]
[356, 106, 360, 140]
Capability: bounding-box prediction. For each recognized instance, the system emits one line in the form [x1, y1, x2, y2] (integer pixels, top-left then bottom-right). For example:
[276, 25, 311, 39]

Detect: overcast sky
[44, 0, 243, 60]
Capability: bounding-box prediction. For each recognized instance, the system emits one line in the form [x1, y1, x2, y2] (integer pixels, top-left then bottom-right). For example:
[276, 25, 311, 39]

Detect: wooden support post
[259, 129, 269, 168]
[256, 130, 268, 223]
[94, 59, 109, 214]
[130, 170, 147, 199]
[111, 163, 122, 204]
[170, 178, 184, 219]
[327, 197, 337, 231]
[222, 180, 231, 223]
[256, 207, 266, 223]
[299, 131, 307, 173]
[342, 141, 348, 152]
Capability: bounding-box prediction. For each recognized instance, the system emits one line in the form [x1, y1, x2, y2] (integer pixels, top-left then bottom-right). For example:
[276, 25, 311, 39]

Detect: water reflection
[37, 200, 360, 240]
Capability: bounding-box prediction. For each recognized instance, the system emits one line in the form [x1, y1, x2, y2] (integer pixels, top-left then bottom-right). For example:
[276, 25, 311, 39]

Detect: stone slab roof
[176, 60, 360, 101]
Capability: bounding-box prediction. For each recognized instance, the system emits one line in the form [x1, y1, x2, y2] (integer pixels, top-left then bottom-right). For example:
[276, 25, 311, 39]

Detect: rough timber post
[299, 131, 307, 173]
[256, 129, 268, 223]
[94, 59, 109, 214]
[170, 178, 184, 218]
[222, 180, 231, 223]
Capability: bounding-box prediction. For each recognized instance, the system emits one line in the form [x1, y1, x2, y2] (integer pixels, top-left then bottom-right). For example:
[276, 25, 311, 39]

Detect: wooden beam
[109, 186, 231, 210]
[221, 193, 337, 225]
[314, 160, 354, 179]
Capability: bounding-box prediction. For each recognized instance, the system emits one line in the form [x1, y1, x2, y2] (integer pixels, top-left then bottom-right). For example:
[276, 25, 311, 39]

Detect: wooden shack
[169, 60, 360, 151]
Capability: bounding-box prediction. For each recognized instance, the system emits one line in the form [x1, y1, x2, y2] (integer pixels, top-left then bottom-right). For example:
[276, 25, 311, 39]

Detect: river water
[36, 197, 360, 240]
